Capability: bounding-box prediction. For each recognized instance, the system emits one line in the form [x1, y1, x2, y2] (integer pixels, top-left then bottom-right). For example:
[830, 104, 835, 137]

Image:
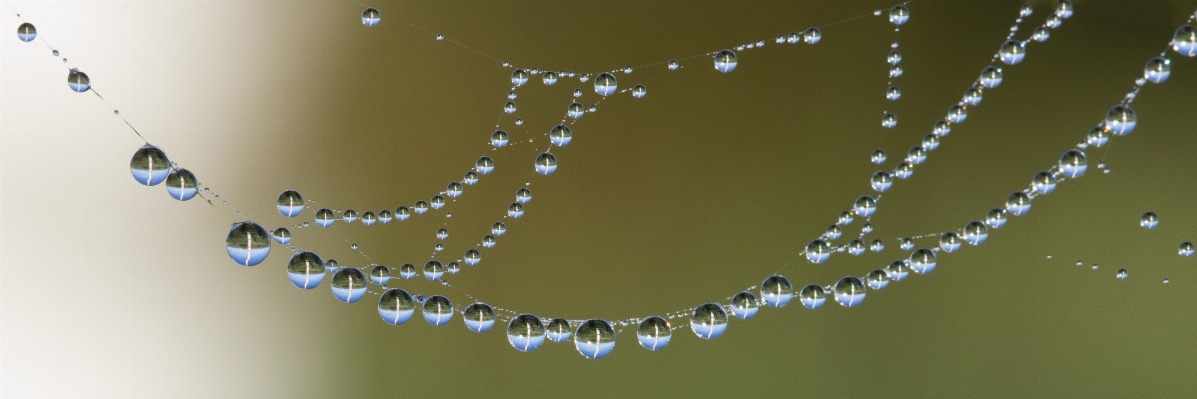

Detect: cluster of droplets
[14, 0, 1197, 359]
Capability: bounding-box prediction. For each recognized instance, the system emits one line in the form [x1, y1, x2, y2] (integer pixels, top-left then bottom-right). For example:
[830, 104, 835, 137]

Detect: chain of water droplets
[10, 1, 1196, 357]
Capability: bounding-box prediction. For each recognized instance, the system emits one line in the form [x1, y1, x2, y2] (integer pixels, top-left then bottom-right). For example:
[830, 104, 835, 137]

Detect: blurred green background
[3, 1, 1197, 397]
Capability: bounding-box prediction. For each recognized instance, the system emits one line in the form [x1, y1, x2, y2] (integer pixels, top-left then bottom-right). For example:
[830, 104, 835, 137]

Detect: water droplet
[631, 84, 647, 99]
[1144, 57, 1171, 83]
[730, 292, 758, 320]
[165, 169, 198, 201]
[370, 264, 391, 285]
[1104, 105, 1137, 135]
[980, 66, 1003, 88]
[378, 288, 415, 325]
[398, 263, 416, 279]
[342, 209, 358, 224]
[667, 60, 679, 70]
[964, 221, 989, 245]
[511, 69, 529, 86]
[803, 28, 822, 44]
[534, 152, 557, 175]
[575, 320, 616, 359]
[1173, 25, 1197, 57]
[492, 221, 507, 236]
[361, 8, 380, 26]
[507, 314, 546, 351]
[547, 318, 572, 343]
[422, 295, 454, 326]
[760, 275, 793, 307]
[464, 248, 481, 265]
[1059, 150, 1087, 178]
[476, 156, 495, 174]
[1141, 212, 1159, 229]
[866, 269, 891, 289]
[285, 251, 325, 289]
[999, 40, 1026, 65]
[882, 113, 898, 128]
[834, 277, 867, 307]
[714, 50, 738, 73]
[272, 227, 291, 245]
[1116, 269, 1128, 280]
[886, 86, 901, 101]
[854, 196, 877, 217]
[888, 5, 910, 25]
[1006, 192, 1032, 216]
[16, 23, 36, 42]
[331, 268, 368, 303]
[636, 316, 671, 350]
[806, 240, 832, 263]
[593, 72, 617, 96]
[542, 71, 557, 85]
[225, 221, 271, 266]
[1179, 242, 1195, 257]
[423, 261, 447, 279]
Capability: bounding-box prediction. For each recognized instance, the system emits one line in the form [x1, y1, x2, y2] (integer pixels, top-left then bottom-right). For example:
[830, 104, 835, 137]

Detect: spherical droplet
[910, 248, 937, 274]
[331, 268, 368, 303]
[1087, 127, 1110, 147]
[803, 28, 821, 44]
[882, 112, 898, 128]
[488, 130, 507, 147]
[948, 104, 968, 123]
[1104, 105, 1137, 135]
[806, 239, 832, 263]
[760, 275, 793, 307]
[492, 221, 507, 236]
[1173, 25, 1197, 57]
[870, 239, 885, 252]
[889, 64, 904, 78]
[507, 202, 524, 219]
[866, 269, 891, 290]
[939, 232, 962, 253]
[129, 145, 170, 186]
[871, 168, 890, 191]
[287, 251, 325, 289]
[464, 249, 481, 266]
[272, 227, 291, 245]
[886, 260, 911, 281]
[1141, 211, 1159, 229]
[225, 221, 271, 266]
[730, 292, 758, 320]
[986, 208, 1009, 229]
[999, 40, 1027, 65]
[1179, 242, 1194, 257]
[507, 314, 546, 351]
[165, 169, 198, 201]
[848, 239, 866, 256]
[636, 316, 671, 351]
[593, 72, 618, 96]
[1116, 269, 1128, 280]
[360, 211, 377, 226]
[342, 209, 358, 223]
[534, 152, 557, 175]
[275, 190, 304, 217]
[461, 302, 496, 333]
[361, 8, 380, 26]
[515, 188, 532, 204]
[1059, 150, 1087, 178]
[549, 124, 572, 146]
[1056, 0, 1074, 18]
[690, 303, 728, 339]
[980, 66, 1003, 88]
[714, 50, 738, 73]
[799, 284, 826, 309]
[511, 69, 529, 86]
[378, 288, 415, 325]
[546, 318, 572, 343]
[963, 87, 984, 106]
[631, 84, 647, 99]
[424, 260, 445, 280]
[668, 60, 679, 70]
[1029, 170, 1058, 192]
[476, 156, 495, 174]
[886, 86, 901, 101]
[575, 319, 616, 359]
[1144, 57, 1171, 83]
[567, 102, 584, 119]
[854, 196, 878, 217]
[1006, 192, 1032, 216]
[964, 221, 989, 245]
[315, 208, 335, 227]
[398, 263, 416, 279]
[834, 276, 866, 307]
[369, 264, 390, 285]
[1032, 27, 1051, 42]
[895, 162, 914, 179]
[900, 238, 915, 251]
[16, 22, 36, 42]
[871, 149, 887, 164]
[542, 71, 558, 85]
[463, 171, 479, 185]
[825, 225, 843, 240]
[413, 201, 429, 214]
[422, 295, 454, 326]
[934, 120, 952, 136]
[394, 206, 411, 221]
[889, 5, 910, 25]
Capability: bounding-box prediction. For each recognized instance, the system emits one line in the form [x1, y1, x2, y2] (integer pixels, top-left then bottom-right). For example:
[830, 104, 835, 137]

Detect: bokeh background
[3, 0, 1197, 397]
